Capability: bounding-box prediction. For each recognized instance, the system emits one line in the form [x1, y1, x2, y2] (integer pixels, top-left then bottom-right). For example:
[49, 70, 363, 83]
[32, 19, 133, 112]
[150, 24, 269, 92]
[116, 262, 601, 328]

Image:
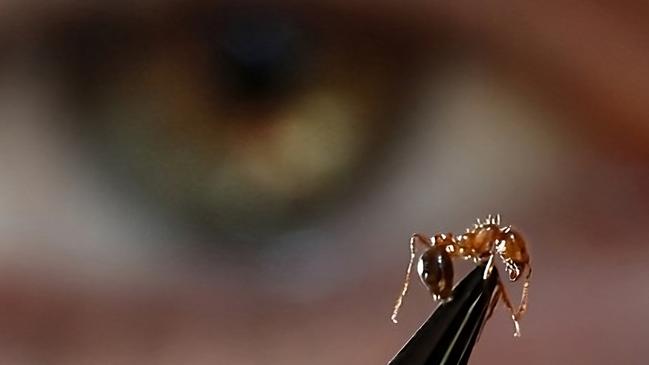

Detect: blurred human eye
[46, 4, 434, 241]
[3, 3, 649, 364]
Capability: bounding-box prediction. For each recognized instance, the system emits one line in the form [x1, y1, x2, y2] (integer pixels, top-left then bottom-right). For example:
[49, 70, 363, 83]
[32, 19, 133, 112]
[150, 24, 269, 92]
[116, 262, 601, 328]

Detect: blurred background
[1, 0, 648, 364]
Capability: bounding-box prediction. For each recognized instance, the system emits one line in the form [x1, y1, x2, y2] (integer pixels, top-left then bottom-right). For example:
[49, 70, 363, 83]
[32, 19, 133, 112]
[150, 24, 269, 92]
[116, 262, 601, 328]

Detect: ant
[390, 214, 531, 337]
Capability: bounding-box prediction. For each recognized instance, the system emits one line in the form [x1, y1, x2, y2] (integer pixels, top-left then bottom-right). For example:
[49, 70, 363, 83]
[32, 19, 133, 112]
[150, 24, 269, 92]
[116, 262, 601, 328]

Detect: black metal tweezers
[388, 264, 499, 365]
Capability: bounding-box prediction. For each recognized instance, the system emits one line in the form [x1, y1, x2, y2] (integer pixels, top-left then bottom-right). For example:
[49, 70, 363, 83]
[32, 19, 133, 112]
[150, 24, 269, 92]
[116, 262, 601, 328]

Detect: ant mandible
[390, 214, 531, 337]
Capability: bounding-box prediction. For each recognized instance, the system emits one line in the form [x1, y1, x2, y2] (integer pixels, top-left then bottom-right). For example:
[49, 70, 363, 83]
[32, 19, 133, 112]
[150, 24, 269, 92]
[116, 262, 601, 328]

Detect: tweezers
[388, 264, 499, 365]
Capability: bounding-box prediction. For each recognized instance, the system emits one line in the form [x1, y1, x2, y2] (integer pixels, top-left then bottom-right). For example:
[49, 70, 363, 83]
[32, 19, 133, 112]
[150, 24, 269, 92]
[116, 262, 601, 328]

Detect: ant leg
[497, 279, 522, 337]
[483, 254, 495, 279]
[482, 238, 500, 280]
[514, 265, 532, 320]
[391, 234, 433, 323]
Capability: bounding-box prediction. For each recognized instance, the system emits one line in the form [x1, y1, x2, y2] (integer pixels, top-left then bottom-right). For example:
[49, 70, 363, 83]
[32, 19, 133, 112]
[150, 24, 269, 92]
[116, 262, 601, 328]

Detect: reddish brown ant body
[391, 214, 531, 337]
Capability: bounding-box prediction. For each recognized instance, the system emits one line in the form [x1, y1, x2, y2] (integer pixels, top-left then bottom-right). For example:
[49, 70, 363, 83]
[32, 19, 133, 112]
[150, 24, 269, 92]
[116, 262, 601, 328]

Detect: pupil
[215, 14, 307, 101]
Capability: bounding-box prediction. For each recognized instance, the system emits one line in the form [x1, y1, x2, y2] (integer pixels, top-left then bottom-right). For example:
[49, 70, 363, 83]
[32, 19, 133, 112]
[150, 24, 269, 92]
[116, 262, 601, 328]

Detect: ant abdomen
[417, 246, 454, 301]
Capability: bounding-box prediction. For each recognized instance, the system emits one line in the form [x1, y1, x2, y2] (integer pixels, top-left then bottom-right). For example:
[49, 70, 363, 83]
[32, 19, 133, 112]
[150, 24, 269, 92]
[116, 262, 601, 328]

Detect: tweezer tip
[388, 264, 499, 365]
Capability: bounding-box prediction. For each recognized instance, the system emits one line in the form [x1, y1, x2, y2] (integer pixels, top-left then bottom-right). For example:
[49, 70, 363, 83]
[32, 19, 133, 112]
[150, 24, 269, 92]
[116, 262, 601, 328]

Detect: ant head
[498, 228, 530, 282]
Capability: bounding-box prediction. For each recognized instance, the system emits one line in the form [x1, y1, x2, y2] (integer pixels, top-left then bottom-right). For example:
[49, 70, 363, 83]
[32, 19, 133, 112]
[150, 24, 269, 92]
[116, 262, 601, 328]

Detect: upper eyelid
[0, 2, 444, 47]
[2, 3, 438, 84]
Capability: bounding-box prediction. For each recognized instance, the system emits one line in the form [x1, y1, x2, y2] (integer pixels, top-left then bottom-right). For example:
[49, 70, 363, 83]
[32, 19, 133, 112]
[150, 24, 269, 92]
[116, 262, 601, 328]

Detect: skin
[1, 1, 649, 364]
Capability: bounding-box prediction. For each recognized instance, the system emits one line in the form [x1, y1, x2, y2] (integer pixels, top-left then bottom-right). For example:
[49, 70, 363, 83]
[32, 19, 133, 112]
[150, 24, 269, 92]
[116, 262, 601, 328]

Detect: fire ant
[390, 214, 531, 337]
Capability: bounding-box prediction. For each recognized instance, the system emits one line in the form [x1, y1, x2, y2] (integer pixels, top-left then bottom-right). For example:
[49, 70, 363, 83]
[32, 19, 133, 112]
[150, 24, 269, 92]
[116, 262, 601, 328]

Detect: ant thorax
[445, 215, 508, 262]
